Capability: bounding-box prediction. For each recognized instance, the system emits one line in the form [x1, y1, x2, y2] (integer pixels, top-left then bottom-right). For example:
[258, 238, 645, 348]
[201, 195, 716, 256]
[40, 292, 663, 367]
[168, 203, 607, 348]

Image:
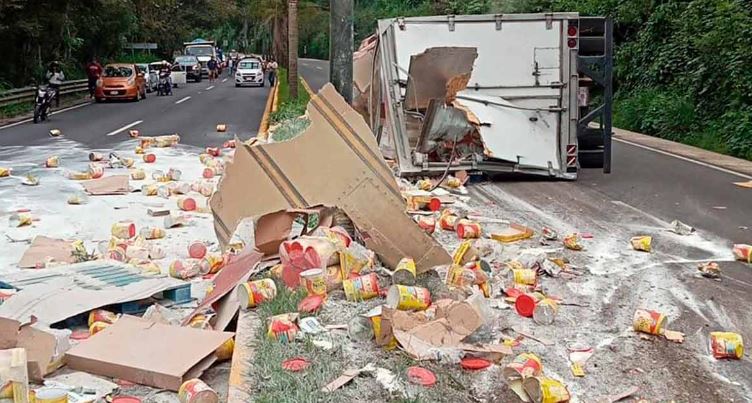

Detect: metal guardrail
[0, 79, 89, 108]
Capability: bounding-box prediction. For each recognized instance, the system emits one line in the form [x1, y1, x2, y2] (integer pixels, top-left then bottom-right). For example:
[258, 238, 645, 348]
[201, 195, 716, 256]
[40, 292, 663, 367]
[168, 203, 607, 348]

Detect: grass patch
[0, 101, 33, 119]
[270, 67, 310, 125]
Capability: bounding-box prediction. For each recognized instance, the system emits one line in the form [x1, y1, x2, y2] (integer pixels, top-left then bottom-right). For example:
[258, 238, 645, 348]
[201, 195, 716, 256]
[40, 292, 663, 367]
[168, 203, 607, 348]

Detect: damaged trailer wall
[376, 14, 579, 176]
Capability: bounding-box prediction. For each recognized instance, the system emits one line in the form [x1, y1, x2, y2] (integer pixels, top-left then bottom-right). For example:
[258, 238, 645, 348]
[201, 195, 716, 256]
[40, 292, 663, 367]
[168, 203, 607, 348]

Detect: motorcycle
[156, 71, 172, 96]
[33, 85, 56, 124]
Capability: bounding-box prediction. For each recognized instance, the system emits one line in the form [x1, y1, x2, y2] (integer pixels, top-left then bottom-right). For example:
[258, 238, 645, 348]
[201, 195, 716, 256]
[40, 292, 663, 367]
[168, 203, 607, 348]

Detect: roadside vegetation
[270, 68, 311, 142]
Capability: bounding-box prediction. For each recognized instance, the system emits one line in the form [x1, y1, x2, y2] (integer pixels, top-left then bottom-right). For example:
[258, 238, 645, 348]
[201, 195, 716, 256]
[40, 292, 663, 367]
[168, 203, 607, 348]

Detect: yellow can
[522, 376, 570, 403]
[32, 387, 69, 403]
[44, 156, 60, 168]
[130, 169, 146, 180]
[633, 309, 666, 335]
[0, 167, 11, 177]
[89, 321, 110, 336]
[371, 315, 398, 350]
[299, 269, 327, 296]
[342, 273, 380, 301]
[386, 285, 431, 311]
[510, 268, 537, 286]
[9, 212, 32, 227]
[710, 332, 744, 359]
[392, 257, 417, 285]
[630, 235, 652, 252]
[88, 309, 118, 326]
[178, 379, 219, 403]
[140, 227, 166, 240]
[215, 337, 235, 361]
[237, 279, 278, 309]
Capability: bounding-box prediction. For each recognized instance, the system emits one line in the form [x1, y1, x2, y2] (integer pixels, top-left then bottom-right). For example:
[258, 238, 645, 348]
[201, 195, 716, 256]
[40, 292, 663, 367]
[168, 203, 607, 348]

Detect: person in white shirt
[45, 61, 65, 107]
[267, 59, 278, 86]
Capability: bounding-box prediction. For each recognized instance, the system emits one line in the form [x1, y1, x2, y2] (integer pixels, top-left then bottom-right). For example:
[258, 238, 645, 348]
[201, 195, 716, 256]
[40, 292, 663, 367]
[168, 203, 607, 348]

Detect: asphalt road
[299, 58, 752, 399]
[0, 74, 270, 149]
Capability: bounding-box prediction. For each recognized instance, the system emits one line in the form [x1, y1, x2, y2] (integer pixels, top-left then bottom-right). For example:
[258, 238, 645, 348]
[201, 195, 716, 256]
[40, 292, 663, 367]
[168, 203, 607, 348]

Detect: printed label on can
[343, 273, 379, 301]
[710, 332, 744, 359]
[633, 309, 665, 335]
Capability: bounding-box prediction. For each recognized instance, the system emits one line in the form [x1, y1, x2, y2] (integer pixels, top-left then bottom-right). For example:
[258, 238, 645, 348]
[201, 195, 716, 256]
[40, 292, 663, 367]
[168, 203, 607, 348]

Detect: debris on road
[630, 235, 652, 252]
[697, 262, 721, 279]
[669, 219, 695, 235]
[732, 244, 751, 263]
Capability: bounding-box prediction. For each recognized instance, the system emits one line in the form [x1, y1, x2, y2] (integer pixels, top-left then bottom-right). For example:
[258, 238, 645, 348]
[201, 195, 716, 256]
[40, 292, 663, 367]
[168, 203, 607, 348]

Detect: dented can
[455, 219, 481, 239]
[732, 244, 752, 263]
[198, 254, 224, 275]
[140, 227, 166, 240]
[215, 337, 235, 361]
[415, 215, 436, 234]
[386, 285, 431, 311]
[392, 257, 417, 286]
[9, 212, 32, 227]
[0, 167, 11, 177]
[633, 309, 666, 335]
[141, 183, 159, 196]
[130, 169, 146, 180]
[630, 235, 652, 252]
[439, 212, 459, 231]
[177, 197, 197, 211]
[709, 332, 744, 359]
[188, 241, 207, 259]
[563, 233, 583, 251]
[169, 260, 200, 280]
[533, 298, 559, 325]
[129, 129, 140, 138]
[206, 147, 221, 157]
[509, 268, 538, 286]
[88, 309, 118, 326]
[266, 313, 299, 343]
[88, 152, 104, 162]
[299, 268, 327, 296]
[343, 273, 380, 302]
[178, 379, 219, 403]
[503, 353, 543, 381]
[44, 156, 60, 168]
[88, 164, 104, 179]
[202, 167, 216, 179]
[238, 279, 278, 309]
[89, 321, 110, 336]
[522, 376, 570, 403]
[111, 221, 136, 239]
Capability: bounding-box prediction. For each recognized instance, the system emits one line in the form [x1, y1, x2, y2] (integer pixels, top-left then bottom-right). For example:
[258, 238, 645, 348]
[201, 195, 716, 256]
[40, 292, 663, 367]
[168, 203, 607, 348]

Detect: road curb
[613, 127, 752, 178]
[301, 77, 314, 97]
[256, 82, 278, 141]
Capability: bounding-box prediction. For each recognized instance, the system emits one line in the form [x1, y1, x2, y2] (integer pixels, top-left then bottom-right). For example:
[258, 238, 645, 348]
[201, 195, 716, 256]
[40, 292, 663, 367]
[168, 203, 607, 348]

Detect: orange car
[95, 63, 147, 102]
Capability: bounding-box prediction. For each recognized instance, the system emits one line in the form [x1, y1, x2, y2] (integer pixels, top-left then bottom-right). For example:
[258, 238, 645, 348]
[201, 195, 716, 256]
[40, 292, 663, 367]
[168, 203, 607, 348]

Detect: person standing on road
[45, 61, 65, 107]
[85, 58, 103, 99]
[207, 57, 218, 83]
[267, 58, 278, 86]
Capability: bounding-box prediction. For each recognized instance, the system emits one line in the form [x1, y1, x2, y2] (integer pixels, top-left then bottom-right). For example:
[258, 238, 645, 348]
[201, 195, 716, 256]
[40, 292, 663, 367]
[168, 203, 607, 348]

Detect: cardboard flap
[210, 84, 451, 272]
[66, 315, 233, 391]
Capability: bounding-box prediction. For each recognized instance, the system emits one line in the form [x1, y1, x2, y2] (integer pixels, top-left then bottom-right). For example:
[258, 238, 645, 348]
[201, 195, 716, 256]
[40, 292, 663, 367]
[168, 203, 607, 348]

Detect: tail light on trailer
[567, 21, 579, 48]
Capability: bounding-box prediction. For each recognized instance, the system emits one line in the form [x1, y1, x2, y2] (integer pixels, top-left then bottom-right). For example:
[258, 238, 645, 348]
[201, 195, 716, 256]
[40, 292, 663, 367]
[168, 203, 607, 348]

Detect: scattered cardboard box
[17, 236, 77, 269]
[81, 175, 129, 196]
[66, 315, 233, 391]
[210, 84, 451, 272]
[0, 318, 70, 382]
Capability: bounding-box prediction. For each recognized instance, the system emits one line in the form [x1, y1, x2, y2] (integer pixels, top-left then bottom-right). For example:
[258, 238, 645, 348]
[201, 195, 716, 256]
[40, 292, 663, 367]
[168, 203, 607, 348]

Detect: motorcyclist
[158, 60, 172, 94]
[45, 61, 65, 107]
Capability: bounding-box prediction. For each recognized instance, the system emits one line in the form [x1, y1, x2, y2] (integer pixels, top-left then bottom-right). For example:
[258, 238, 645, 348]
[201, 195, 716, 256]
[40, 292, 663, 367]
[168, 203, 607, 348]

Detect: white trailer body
[374, 13, 582, 179]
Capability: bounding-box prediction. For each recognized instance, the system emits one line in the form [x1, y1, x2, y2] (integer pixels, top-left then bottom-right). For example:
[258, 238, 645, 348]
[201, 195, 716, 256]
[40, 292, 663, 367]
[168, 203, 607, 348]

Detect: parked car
[173, 55, 202, 82]
[136, 63, 157, 92]
[95, 63, 146, 102]
[235, 58, 264, 87]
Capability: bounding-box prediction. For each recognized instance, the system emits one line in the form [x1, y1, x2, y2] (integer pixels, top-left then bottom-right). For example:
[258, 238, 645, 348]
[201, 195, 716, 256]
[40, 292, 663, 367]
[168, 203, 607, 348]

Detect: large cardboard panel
[210, 84, 451, 272]
[18, 236, 78, 268]
[404, 47, 478, 111]
[66, 315, 233, 391]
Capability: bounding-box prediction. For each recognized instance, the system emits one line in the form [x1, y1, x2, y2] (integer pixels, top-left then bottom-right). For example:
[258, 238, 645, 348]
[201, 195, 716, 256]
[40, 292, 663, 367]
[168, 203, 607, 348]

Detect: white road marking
[0, 102, 92, 131]
[175, 96, 191, 104]
[222, 78, 228, 83]
[315, 66, 323, 70]
[206, 85, 215, 90]
[614, 137, 752, 180]
[106, 120, 142, 136]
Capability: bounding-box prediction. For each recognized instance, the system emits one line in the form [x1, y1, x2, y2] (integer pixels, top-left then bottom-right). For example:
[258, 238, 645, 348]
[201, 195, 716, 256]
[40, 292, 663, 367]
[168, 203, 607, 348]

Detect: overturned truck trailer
[357, 13, 612, 179]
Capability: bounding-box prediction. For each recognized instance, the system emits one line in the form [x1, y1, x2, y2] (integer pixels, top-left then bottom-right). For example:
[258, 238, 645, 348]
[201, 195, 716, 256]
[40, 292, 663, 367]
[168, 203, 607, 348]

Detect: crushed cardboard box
[18, 236, 77, 268]
[81, 175, 130, 195]
[0, 318, 70, 381]
[210, 84, 451, 272]
[66, 315, 233, 391]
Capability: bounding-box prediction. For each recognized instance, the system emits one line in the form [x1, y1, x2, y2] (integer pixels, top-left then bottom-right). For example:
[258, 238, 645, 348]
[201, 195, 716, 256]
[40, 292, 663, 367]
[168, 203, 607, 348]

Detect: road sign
[125, 43, 158, 50]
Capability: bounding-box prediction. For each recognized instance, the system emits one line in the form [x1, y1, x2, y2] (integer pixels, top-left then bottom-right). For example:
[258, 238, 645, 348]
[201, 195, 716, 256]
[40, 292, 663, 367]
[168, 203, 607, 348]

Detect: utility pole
[288, 0, 299, 99]
[330, 0, 353, 103]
